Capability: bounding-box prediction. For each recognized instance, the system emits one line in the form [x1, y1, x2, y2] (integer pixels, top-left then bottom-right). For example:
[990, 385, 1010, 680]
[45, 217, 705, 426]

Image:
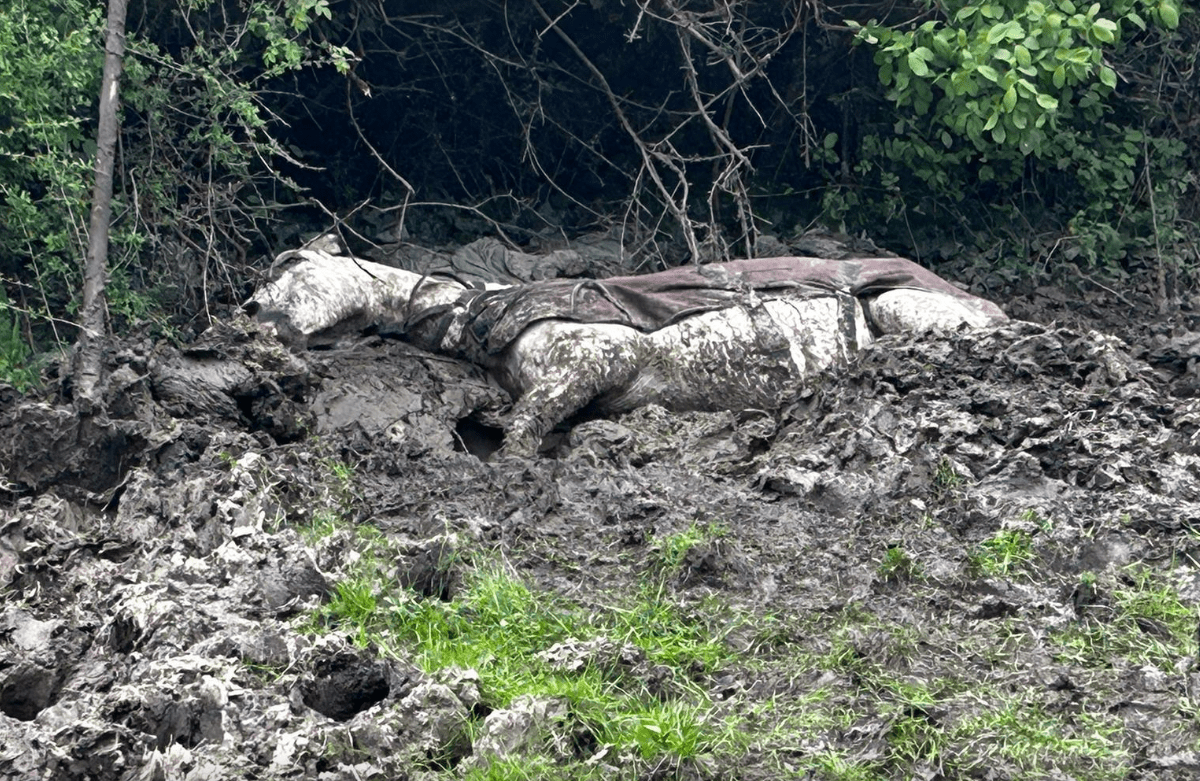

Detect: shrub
[836, 0, 1193, 271]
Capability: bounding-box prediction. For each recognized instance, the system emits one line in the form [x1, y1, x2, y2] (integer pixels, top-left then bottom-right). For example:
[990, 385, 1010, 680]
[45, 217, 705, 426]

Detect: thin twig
[1144, 130, 1168, 312]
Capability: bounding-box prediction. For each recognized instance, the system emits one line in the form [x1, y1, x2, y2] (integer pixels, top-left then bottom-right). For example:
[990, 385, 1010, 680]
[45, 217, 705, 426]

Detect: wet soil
[3, 269, 1200, 779]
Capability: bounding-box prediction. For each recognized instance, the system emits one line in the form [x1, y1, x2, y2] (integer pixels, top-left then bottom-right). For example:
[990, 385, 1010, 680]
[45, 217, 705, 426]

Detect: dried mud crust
[3, 312, 1200, 779]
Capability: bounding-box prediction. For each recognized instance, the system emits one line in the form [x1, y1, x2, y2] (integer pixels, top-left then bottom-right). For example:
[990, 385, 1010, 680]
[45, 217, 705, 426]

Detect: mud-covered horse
[247, 248, 1007, 455]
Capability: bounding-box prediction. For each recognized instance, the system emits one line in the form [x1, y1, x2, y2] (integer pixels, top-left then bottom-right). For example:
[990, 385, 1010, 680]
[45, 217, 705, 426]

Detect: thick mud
[3, 274, 1200, 779]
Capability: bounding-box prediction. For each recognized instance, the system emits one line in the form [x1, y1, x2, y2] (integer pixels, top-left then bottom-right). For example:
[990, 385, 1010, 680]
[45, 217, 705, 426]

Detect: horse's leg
[495, 322, 642, 456]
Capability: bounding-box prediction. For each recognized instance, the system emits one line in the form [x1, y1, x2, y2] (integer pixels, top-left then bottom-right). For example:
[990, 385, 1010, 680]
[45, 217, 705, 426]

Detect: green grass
[969, 528, 1034, 577]
[1055, 563, 1195, 668]
[794, 752, 884, 781]
[756, 604, 1134, 780]
[301, 508, 343, 542]
[308, 532, 750, 774]
[458, 756, 598, 780]
[648, 522, 727, 574]
[600, 700, 731, 760]
[742, 682, 1130, 781]
[322, 456, 356, 489]
[934, 455, 964, 497]
[952, 700, 1130, 779]
[298, 518, 1148, 780]
[877, 545, 921, 581]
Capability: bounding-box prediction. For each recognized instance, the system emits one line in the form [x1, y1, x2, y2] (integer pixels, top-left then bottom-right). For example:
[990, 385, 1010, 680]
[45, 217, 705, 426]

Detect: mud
[3, 272, 1200, 779]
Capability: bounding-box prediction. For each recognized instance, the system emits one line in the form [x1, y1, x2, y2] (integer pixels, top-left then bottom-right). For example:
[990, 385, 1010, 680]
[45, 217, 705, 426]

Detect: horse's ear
[267, 249, 307, 279]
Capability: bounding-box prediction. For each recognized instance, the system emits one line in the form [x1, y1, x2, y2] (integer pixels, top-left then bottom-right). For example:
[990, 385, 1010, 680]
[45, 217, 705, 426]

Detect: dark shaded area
[0, 385, 147, 496]
[183, 0, 1191, 270]
[453, 415, 505, 462]
[153, 0, 886, 245]
[301, 653, 392, 722]
[396, 535, 461, 601]
[0, 666, 62, 722]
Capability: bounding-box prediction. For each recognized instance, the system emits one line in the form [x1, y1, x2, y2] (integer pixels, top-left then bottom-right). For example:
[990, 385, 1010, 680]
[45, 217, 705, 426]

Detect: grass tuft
[969, 528, 1034, 578]
[309, 541, 751, 773]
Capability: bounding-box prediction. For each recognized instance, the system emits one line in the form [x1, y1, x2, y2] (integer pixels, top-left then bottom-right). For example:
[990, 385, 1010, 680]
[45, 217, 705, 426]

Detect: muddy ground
[3, 260, 1200, 780]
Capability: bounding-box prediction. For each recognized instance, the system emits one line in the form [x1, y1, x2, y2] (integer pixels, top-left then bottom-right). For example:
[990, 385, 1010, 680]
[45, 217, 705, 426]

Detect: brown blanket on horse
[410, 257, 1007, 356]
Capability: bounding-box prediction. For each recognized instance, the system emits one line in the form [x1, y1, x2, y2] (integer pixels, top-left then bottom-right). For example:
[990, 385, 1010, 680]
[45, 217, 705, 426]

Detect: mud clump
[3, 306, 1200, 779]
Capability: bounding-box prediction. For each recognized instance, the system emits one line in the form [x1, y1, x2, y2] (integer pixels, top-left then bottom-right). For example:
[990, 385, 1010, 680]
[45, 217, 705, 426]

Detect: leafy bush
[849, 0, 1177, 151]
[836, 0, 1192, 270]
[0, 0, 102, 350]
[0, 289, 39, 391]
[0, 0, 345, 374]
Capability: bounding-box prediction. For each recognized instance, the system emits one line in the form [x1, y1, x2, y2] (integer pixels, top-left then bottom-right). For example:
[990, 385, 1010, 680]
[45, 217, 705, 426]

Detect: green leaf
[1015, 45, 1032, 67]
[1099, 66, 1117, 88]
[984, 112, 999, 131]
[967, 115, 984, 144]
[932, 31, 956, 58]
[908, 49, 932, 77]
[1003, 86, 1018, 111]
[977, 64, 1001, 82]
[992, 123, 1007, 144]
[1036, 93, 1060, 110]
[1158, 0, 1179, 30]
[1067, 48, 1092, 64]
[951, 70, 973, 96]
[1090, 20, 1115, 42]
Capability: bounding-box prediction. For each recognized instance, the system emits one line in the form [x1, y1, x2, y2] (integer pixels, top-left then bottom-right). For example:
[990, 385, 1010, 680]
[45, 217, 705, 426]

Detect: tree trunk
[74, 0, 128, 411]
